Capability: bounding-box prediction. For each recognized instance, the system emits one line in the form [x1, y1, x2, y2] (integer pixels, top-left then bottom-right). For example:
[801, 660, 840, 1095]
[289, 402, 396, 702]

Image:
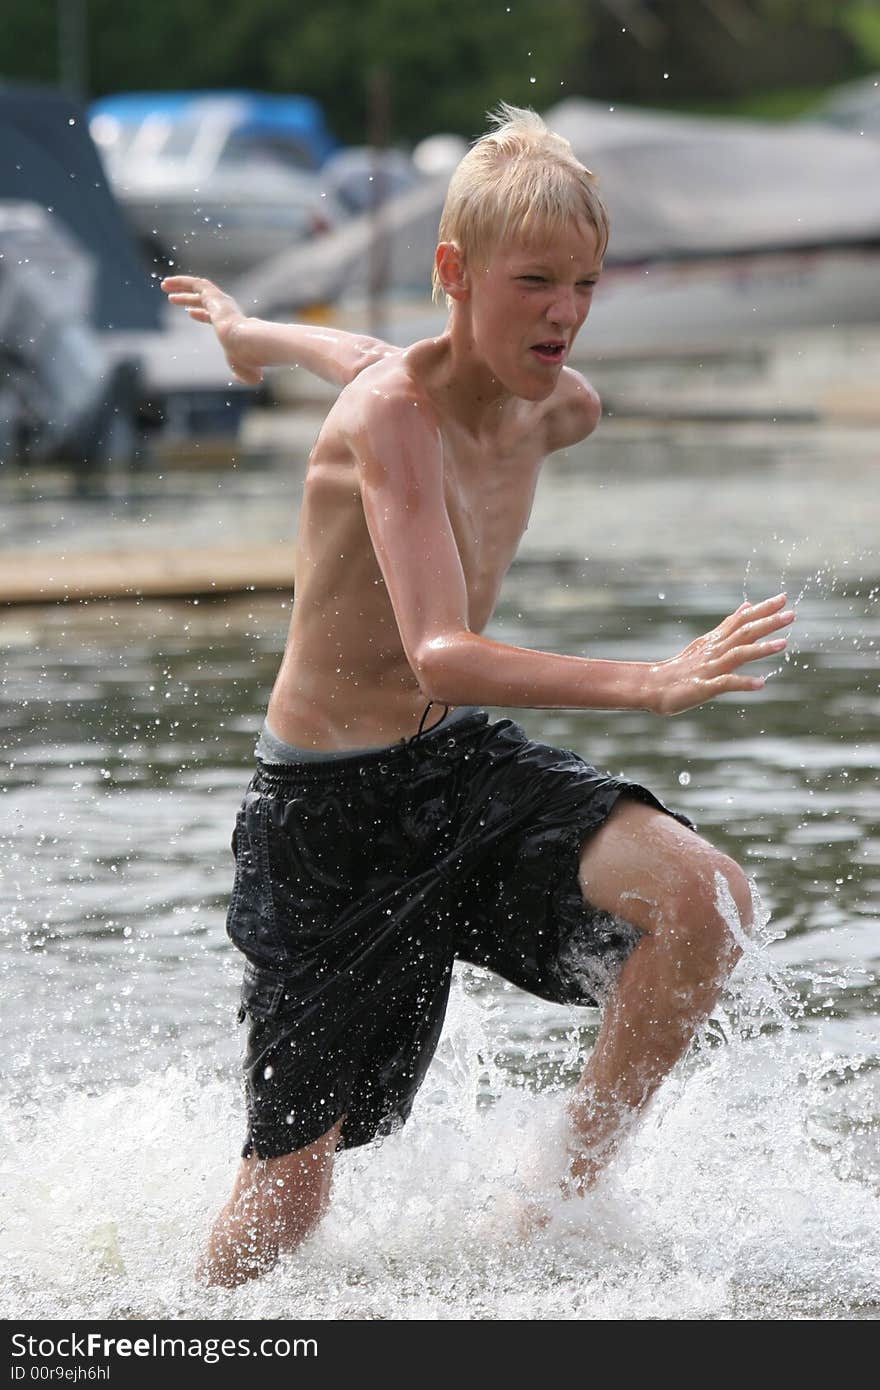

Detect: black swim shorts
[226, 706, 695, 1160]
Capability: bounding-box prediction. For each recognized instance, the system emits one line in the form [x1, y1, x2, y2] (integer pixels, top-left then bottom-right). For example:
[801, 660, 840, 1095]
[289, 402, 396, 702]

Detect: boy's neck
[414, 311, 520, 441]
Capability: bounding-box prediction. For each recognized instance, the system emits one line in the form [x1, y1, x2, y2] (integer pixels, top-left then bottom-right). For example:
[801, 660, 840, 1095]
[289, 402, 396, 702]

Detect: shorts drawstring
[407, 700, 450, 747]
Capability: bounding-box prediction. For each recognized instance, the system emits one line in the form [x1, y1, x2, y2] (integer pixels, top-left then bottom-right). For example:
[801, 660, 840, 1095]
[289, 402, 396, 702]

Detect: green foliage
[1, 0, 589, 142]
[668, 86, 832, 120]
[839, 1, 880, 65]
[2, 2, 57, 86]
[0, 0, 874, 143]
[754, 0, 880, 64]
[258, 0, 590, 141]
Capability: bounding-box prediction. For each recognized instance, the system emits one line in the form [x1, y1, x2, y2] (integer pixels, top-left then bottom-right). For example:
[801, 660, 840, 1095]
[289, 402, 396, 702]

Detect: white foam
[2, 942, 878, 1320]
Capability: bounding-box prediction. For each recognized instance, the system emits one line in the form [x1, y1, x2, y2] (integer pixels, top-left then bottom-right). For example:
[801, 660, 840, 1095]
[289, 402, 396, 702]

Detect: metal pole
[58, 0, 89, 100]
[367, 66, 390, 341]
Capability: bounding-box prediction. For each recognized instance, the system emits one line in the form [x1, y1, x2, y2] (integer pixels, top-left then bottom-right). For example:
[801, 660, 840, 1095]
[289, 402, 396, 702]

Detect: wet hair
[431, 101, 609, 306]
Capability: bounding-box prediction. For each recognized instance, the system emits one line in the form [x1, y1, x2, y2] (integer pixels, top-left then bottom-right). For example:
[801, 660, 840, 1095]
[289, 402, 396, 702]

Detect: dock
[0, 541, 294, 606]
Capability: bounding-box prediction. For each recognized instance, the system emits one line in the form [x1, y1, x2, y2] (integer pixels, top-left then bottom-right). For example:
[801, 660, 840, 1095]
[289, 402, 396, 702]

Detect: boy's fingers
[746, 593, 788, 615]
[161, 275, 220, 296]
[721, 593, 789, 636]
[712, 638, 787, 671]
[720, 610, 794, 650]
[709, 672, 765, 695]
[730, 593, 787, 618]
[718, 602, 748, 629]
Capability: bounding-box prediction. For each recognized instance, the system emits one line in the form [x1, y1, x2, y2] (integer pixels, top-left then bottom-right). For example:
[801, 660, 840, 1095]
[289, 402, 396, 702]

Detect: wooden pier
[0, 541, 294, 606]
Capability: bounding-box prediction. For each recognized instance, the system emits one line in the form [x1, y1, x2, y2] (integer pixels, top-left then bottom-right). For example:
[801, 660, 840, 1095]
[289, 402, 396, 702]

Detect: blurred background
[1, 0, 879, 475]
[1, 0, 879, 1321]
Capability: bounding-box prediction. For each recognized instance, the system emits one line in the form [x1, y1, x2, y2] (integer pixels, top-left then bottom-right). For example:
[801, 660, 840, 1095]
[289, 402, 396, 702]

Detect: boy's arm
[354, 390, 794, 716]
[160, 275, 396, 387]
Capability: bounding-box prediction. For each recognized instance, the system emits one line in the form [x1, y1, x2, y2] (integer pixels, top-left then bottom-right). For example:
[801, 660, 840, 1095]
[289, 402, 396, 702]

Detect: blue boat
[87, 90, 338, 172]
[86, 90, 344, 280]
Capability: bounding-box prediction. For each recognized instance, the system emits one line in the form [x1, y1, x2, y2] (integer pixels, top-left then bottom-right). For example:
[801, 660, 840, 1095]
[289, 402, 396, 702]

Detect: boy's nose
[547, 292, 580, 327]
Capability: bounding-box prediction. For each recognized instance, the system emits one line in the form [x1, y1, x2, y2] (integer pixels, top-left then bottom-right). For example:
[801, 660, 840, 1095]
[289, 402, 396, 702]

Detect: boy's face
[468, 217, 603, 399]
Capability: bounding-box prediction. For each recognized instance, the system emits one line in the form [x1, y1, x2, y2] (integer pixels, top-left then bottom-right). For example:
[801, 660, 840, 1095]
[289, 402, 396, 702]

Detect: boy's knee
[662, 850, 751, 977]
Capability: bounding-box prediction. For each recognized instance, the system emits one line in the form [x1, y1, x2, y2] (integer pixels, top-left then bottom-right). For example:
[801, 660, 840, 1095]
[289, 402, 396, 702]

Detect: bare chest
[442, 442, 541, 630]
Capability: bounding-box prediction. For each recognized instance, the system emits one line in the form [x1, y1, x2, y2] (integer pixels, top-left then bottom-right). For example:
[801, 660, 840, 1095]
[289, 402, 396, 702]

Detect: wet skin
[163, 222, 793, 751]
[162, 225, 794, 1283]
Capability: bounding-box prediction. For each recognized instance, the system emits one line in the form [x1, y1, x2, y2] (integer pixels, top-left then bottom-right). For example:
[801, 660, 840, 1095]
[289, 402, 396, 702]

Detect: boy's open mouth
[530, 343, 566, 363]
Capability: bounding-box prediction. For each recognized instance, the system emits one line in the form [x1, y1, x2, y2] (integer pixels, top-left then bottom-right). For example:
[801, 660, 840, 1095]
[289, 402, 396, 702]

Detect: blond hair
[431, 102, 609, 306]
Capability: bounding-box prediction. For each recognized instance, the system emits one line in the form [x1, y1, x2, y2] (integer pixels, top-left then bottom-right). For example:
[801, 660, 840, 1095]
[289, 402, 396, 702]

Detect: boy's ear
[435, 242, 469, 301]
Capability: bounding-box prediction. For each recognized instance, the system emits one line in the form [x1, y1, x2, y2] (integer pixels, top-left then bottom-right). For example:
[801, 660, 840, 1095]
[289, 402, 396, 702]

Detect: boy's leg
[200, 1115, 345, 1287]
[564, 797, 752, 1189]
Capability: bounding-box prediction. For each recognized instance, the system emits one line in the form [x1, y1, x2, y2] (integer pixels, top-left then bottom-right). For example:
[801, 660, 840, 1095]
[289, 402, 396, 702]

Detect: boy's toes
[485, 1190, 553, 1247]
[515, 1195, 552, 1241]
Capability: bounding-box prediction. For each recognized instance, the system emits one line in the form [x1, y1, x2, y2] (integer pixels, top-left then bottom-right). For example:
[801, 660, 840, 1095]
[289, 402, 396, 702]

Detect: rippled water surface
[1, 412, 878, 1319]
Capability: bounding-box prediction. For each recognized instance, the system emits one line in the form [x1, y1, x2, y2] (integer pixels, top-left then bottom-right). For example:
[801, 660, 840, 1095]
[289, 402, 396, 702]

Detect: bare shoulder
[346, 332, 405, 381]
[336, 351, 443, 465]
[345, 348, 429, 402]
[544, 367, 602, 453]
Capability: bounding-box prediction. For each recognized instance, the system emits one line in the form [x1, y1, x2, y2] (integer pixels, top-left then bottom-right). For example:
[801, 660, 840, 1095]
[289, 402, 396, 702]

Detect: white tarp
[234, 100, 880, 315]
[547, 98, 880, 260]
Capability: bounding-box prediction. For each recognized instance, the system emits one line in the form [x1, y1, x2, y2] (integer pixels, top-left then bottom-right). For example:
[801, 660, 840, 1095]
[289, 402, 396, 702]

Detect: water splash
[712, 872, 801, 1037]
[2, 916, 877, 1319]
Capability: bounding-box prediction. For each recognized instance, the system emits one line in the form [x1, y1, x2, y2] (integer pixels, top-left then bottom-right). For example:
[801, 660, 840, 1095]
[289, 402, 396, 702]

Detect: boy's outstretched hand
[161, 275, 263, 386]
[650, 593, 795, 716]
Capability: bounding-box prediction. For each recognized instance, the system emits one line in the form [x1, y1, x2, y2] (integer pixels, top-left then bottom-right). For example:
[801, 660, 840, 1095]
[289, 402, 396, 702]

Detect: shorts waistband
[253, 704, 489, 786]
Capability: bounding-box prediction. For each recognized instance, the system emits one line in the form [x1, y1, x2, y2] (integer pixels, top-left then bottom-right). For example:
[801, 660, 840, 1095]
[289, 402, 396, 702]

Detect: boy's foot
[497, 1163, 600, 1246]
[513, 1193, 553, 1241]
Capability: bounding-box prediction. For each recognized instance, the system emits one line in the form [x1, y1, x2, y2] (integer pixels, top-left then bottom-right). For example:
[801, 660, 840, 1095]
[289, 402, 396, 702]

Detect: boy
[162, 103, 793, 1287]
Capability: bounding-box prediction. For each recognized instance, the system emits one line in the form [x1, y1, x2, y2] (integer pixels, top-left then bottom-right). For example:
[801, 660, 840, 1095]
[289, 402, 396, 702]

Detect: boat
[805, 71, 880, 137]
[88, 91, 343, 279]
[233, 98, 880, 359]
[0, 84, 249, 469]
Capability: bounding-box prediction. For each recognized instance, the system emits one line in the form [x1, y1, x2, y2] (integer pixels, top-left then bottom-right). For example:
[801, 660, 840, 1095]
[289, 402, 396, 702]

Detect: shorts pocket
[226, 794, 287, 970]
[236, 960, 287, 1023]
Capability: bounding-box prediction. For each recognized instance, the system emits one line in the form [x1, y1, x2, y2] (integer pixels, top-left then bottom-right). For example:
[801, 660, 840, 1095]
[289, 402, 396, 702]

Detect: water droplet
[678, 771, 691, 786]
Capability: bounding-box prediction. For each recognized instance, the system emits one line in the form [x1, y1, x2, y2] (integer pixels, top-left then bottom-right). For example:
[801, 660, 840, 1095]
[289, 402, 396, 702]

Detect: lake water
[1, 412, 878, 1319]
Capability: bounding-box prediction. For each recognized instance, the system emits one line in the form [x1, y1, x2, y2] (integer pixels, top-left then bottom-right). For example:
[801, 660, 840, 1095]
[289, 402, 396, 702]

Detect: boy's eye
[518, 276, 598, 287]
